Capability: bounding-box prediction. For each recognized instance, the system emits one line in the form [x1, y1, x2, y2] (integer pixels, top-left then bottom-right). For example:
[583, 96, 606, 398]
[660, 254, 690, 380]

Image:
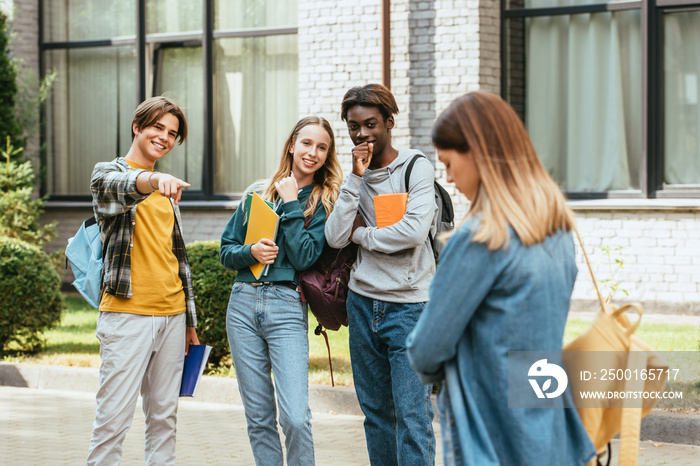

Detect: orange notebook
[244, 192, 280, 279]
[373, 193, 408, 228]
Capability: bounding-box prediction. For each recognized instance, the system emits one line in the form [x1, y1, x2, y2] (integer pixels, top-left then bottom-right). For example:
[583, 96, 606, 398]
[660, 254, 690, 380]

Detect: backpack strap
[314, 325, 335, 387]
[300, 187, 322, 298]
[404, 153, 423, 192]
[404, 153, 437, 254]
[300, 188, 338, 387]
[300, 190, 321, 302]
[84, 216, 111, 263]
[96, 213, 120, 300]
[81, 216, 105, 257]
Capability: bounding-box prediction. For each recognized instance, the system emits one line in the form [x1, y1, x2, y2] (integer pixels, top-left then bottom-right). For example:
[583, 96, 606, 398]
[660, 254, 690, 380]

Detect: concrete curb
[0, 362, 363, 416]
[1, 362, 697, 445]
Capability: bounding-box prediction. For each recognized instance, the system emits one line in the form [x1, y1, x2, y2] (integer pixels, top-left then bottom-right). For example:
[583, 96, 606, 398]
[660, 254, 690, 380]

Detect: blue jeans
[347, 290, 435, 466]
[226, 282, 314, 466]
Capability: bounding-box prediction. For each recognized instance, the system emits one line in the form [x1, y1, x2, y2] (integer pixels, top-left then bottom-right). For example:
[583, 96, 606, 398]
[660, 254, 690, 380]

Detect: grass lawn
[565, 317, 700, 410]
[14, 294, 354, 385]
[564, 318, 700, 352]
[18, 295, 101, 368]
[6, 294, 699, 396]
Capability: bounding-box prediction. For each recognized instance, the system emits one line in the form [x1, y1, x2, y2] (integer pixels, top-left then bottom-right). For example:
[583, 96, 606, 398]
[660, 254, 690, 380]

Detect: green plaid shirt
[90, 157, 197, 327]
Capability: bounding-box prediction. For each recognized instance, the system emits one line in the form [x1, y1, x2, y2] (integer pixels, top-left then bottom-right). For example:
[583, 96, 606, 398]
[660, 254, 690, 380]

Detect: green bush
[0, 138, 56, 246]
[0, 236, 63, 353]
[186, 240, 237, 368]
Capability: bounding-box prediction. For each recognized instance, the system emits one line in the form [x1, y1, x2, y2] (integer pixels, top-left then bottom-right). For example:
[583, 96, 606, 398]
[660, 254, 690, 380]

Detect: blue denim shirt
[407, 218, 596, 466]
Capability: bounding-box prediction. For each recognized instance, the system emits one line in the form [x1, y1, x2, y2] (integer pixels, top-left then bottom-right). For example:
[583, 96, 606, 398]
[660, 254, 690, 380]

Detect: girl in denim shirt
[407, 92, 597, 466]
[220, 116, 342, 465]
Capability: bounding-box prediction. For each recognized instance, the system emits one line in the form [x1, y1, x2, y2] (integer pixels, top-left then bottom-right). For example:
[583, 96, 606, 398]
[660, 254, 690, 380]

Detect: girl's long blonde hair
[431, 91, 575, 250]
[262, 116, 342, 217]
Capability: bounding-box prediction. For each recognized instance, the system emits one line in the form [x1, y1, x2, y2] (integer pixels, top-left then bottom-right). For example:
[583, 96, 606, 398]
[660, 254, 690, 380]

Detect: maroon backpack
[298, 195, 358, 385]
[299, 241, 357, 331]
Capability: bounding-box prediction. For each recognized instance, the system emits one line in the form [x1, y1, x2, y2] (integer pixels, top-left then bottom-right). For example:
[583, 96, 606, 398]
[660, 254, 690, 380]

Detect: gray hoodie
[325, 148, 438, 303]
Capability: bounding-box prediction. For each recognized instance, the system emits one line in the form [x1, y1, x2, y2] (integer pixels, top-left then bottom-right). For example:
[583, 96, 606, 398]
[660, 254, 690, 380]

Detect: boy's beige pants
[87, 311, 185, 466]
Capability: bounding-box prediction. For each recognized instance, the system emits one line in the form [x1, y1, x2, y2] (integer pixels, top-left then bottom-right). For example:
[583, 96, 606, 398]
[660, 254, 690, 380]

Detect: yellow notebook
[244, 192, 280, 279]
[373, 193, 408, 228]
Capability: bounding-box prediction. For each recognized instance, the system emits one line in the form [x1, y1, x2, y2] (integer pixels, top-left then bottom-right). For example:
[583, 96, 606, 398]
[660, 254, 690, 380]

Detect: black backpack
[404, 153, 455, 262]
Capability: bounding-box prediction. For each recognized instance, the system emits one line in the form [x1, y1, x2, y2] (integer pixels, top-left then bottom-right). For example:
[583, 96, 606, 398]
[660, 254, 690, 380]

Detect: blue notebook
[179, 344, 212, 397]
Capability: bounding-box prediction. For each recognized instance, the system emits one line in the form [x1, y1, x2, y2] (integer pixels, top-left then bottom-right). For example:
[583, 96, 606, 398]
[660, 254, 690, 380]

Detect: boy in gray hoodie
[325, 84, 437, 465]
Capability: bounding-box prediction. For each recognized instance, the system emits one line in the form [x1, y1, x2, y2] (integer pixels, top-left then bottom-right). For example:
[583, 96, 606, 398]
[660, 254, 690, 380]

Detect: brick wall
[299, 0, 499, 218]
[478, 0, 500, 94]
[298, 0, 383, 167]
[571, 210, 700, 314]
[42, 206, 238, 255]
[299, 1, 498, 163]
[7, 0, 40, 165]
[179, 209, 238, 243]
[7, 0, 37, 73]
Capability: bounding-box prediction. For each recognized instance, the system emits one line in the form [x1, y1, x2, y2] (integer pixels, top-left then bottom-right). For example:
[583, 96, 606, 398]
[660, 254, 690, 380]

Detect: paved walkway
[2, 386, 698, 465]
[0, 386, 429, 465]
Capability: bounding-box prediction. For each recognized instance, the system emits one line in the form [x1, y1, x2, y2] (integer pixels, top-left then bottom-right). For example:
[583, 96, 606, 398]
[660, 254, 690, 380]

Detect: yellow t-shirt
[100, 160, 186, 316]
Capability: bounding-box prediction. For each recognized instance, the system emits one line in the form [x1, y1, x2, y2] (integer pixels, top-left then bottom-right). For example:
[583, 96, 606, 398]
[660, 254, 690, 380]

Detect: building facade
[5, 0, 700, 314]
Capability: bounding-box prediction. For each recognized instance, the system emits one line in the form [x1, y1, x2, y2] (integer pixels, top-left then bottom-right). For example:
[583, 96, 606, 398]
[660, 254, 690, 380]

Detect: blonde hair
[262, 116, 342, 217]
[431, 91, 575, 250]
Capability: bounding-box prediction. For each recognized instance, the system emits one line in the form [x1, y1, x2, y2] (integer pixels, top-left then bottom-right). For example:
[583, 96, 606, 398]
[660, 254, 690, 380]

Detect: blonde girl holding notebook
[219, 116, 342, 466]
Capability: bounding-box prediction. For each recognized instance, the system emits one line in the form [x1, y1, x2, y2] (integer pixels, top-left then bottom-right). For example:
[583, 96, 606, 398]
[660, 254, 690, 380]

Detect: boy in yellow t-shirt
[87, 97, 199, 466]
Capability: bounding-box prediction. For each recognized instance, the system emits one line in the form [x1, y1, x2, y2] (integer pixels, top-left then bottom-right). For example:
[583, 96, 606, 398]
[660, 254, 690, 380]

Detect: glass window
[664, 11, 700, 186]
[506, 1, 700, 197]
[44, 47, 136, 195]
[507, 0, 638, 8]
[146, 0, 202, 34]
[42, 0, 136, 42]
[215, 0, 297, 30]
[151, 46, 204, 190]
[508, 10, 642, 192]
[40, 1, 299, 199]
[213, 35, 298, 194]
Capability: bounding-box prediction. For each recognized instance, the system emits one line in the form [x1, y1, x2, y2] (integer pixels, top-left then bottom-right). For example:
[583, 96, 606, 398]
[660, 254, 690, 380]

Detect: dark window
[40, 0, 298, 200]
[503, 0, 700, 198]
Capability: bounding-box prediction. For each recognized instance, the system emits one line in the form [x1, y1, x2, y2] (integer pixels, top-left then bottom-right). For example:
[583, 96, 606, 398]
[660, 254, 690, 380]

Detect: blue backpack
[65, 217, 105, 308]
